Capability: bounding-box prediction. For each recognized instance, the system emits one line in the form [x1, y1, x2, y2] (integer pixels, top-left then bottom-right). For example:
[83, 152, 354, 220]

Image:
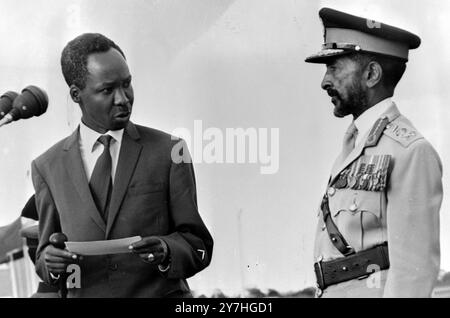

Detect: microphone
[49, 232, 69, 298]
[0, 91, 19, 119]
[0, 85, 48, 128]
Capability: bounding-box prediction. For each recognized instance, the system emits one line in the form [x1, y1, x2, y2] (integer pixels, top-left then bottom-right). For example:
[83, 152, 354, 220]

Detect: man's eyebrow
[99, 81, 115, 86]
[98, 76, 132, 87]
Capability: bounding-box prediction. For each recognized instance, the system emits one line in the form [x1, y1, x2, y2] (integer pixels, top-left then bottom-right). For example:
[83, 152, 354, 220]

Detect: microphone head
[11, 85, 48, 120]
[49, 232, 68, 249]
[0, 91, 19, 119]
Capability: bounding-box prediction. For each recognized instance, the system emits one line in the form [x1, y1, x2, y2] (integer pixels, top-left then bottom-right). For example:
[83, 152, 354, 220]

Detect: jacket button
[327, 187, 336, 196]
[349, 203, 358, 212]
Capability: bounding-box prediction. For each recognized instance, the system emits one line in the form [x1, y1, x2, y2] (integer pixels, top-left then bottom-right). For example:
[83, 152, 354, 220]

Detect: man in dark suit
[32, 33, 213, 297]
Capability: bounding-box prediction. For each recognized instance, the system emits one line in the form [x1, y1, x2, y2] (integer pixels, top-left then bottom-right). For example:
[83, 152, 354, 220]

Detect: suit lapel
[63, 127, 106, 233]
[329, 102, 401, 186]
[106, 122, 142, 237]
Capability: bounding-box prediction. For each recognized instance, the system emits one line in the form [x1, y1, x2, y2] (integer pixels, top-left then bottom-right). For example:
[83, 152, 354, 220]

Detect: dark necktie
[89, 135, 113, 221]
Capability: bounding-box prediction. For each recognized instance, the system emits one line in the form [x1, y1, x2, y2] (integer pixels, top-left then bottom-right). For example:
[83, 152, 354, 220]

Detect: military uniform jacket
[32, 122, 213, 297]
[314, 103, 443, 297]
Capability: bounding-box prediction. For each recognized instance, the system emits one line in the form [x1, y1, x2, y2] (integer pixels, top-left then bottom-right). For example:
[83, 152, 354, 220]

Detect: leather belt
[321, 194, 355, 256]
[314, 243, 389, 291]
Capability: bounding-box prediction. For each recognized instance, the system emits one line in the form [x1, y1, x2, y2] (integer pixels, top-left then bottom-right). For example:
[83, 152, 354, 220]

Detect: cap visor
[305, 49, 352, 63]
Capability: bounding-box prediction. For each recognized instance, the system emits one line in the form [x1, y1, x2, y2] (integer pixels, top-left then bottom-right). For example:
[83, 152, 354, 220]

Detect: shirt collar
[354, 97, 392, 145]
[79, 121, 124, 152]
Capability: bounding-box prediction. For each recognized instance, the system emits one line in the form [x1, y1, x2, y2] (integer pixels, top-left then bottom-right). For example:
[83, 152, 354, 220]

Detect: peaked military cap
[305, 8, 421, 63]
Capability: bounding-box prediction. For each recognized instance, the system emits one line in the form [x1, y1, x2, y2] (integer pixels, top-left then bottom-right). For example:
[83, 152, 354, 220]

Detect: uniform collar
[354, 97, 392, 146]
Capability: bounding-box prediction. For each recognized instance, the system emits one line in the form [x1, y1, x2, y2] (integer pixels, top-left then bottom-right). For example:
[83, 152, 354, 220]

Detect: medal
[367, 175, 374, 191]
[348, 175, 357, 189]
[360, 174, 369, 190]
[372, 176, 379, 188]
[335, 170, 348, 188]
[363, 160, 375, 191]
[354, 162, 366, 190]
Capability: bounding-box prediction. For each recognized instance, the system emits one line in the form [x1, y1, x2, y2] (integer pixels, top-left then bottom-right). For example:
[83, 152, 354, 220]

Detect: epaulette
[383, 120, 423, 147]
[365, 117, 390, 148]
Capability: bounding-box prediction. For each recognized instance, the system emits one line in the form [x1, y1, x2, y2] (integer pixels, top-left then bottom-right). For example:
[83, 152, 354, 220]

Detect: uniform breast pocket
[331, 190, 383, 248]
[355, 191, 382, 219]
[332, 190, 382, 217]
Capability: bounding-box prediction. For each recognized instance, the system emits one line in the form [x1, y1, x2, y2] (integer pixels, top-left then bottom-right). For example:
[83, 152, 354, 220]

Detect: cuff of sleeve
[158, 242, 171, 273]
[158, 238, 171, 272]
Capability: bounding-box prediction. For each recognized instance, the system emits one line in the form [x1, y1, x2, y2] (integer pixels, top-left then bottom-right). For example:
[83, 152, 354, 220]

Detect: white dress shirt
[354, 97, 392, 147]
[78, 122, 124, 184]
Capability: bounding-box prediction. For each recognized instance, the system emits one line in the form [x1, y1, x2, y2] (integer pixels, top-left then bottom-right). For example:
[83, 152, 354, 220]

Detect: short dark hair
[349, 52, 407, 90]
[61, 33, 126, 89]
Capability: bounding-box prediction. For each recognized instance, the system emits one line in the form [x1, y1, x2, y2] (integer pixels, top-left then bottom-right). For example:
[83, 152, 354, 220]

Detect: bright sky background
[0, 0, 449, 296]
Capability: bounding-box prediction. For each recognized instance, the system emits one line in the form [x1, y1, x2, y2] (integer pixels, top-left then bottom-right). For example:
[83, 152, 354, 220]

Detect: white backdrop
[0, 0, 448, 296]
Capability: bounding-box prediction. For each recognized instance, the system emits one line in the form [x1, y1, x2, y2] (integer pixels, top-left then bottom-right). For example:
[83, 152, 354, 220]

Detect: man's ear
[69, 85, 81, 103]
[365, 61, 383, 88]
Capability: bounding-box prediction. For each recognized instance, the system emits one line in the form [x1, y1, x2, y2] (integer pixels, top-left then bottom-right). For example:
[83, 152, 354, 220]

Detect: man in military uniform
[305, 8, 443, 297]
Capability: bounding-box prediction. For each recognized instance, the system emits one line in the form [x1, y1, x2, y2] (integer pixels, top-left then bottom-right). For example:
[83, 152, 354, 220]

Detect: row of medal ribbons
[334, 155, 391, 192]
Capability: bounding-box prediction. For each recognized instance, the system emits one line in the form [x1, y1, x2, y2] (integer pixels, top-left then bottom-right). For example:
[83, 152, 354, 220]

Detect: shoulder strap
[383, 120, 423, 148]
[365, 116, 390, 148]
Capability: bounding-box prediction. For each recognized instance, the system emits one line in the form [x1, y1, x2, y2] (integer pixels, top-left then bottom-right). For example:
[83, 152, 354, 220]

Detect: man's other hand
[129, 236, 169, 265]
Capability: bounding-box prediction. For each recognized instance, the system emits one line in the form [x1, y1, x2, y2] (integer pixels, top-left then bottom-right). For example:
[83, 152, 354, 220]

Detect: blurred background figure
[20, 195, 59, 297]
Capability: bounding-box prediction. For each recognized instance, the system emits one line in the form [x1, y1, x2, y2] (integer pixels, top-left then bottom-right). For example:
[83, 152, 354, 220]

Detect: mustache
[115, 103, 132, 111]
[327, 88, 340, 98]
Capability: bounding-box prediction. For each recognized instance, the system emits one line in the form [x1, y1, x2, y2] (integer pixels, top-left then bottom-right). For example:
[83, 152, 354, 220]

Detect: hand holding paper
[65, 236, 142, 256]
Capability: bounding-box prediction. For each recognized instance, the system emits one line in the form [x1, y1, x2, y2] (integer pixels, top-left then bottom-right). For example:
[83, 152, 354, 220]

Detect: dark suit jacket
[32, 122, 213, 297]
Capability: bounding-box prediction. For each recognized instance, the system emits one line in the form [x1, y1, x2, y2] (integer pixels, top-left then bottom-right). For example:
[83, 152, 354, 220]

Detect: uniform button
[327, 187, 336, 197]
[349, 203, 358, 212]
[322, 224, 326, 231]
[342, 266, 348, 271]
[109, 264, 118, 271]
[331, 237, 337, 242]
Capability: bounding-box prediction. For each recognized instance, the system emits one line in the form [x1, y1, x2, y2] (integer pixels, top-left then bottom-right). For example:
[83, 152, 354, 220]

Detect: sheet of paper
[65, 236, 142, 256]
